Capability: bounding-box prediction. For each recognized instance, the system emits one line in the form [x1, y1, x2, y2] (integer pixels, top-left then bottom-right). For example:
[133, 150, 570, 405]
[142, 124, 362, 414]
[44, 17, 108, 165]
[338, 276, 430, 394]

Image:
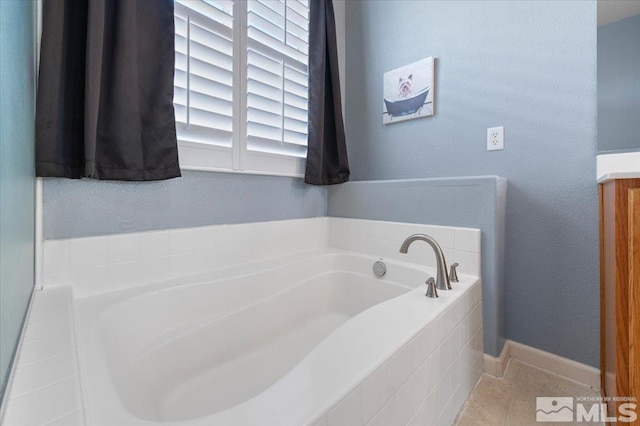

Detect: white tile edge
[43, 217, 481, 296]
[483, 339, 601, 390]
[597, 151, 640, 183]
[0, 289, 37, 422]
[329, 216, 481, 232]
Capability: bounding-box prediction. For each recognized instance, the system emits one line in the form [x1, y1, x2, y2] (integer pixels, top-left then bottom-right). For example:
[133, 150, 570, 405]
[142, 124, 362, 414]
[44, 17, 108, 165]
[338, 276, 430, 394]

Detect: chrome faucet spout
[399, 233, 452, 291]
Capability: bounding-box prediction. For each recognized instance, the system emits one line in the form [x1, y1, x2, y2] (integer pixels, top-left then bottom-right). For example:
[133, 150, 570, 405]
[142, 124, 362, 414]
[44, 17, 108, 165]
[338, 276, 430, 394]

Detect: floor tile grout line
[512, 359, 599, 391]
[502, 359, 522, 426]
[455, 360, 602, 426]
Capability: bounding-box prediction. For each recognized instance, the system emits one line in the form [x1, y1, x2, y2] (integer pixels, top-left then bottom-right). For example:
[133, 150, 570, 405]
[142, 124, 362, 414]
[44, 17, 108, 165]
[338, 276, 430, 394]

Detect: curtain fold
[36, 0, 180, 181]
[305, 0, 350, 186]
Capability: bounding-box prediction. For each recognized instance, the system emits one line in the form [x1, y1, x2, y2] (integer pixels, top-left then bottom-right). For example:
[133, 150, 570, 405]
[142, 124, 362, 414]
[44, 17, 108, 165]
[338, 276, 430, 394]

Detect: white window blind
[174, 0, 235, 170]
[245, 0, 309, 175]
[174, 0, 310, 177]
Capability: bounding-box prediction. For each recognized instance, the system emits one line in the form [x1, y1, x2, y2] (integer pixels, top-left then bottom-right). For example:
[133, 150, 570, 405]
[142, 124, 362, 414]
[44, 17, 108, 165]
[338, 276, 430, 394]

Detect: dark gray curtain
[36, 0, 180, 181]
[305, 0, 349, 185]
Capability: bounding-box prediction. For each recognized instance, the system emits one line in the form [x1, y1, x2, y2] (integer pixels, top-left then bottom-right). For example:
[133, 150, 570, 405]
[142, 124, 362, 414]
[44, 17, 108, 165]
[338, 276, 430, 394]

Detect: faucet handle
[425, 277, 438, 298]
[449, 263, 459, 283]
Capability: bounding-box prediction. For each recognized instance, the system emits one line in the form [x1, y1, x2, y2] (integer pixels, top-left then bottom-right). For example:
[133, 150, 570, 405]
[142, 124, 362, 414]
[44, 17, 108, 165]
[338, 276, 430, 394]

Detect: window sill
[180, 164, 304, 179]
[177, 140, 306, 179]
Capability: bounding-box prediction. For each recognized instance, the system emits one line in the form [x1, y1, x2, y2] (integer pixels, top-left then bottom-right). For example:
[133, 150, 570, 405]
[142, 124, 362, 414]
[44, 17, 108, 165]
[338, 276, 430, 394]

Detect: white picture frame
[383, 57, 434, 124]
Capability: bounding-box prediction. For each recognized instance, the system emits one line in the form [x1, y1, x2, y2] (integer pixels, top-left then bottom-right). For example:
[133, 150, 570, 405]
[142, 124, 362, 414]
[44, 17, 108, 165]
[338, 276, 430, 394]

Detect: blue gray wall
[44, 171, 326, 239]
[0, 1, 36, 400]
[344, 0, 599, 366]
[329, 177, 506, 358]
[598, 13, 640, 153]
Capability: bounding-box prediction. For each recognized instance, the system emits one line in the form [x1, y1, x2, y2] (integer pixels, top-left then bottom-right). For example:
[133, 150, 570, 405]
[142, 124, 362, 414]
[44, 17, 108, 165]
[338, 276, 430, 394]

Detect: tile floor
[454, 360, 603, 426]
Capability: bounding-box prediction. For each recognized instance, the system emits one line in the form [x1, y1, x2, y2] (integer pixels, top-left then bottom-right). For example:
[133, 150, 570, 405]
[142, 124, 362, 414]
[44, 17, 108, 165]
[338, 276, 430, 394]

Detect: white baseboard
[484, 340, 601, 390]
[483, 340, 510, 378]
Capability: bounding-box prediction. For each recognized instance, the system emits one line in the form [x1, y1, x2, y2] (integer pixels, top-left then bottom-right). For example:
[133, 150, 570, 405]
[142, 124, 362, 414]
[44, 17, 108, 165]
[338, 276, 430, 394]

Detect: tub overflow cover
[373, 260, 386, 278]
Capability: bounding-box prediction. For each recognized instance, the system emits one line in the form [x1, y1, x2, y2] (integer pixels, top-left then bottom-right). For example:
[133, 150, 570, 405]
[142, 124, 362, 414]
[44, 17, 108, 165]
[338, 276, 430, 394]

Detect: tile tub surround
[4, 218, 484, 425]
[318, 283, 484, 426]
[73, 255, 481, 426]
[327, 177, 504, 360]
[42, 217, 481, 298]
[328, 218, 481, 278]
[6, 261, 482, 426]
[43, 218, 329, 298]
[1, 287, 85, 426]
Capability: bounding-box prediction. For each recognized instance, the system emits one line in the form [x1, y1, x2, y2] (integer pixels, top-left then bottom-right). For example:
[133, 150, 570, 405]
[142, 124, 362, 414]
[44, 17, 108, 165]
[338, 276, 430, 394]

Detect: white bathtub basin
[74, 249, 481, 426]
[97, 267, 410, 421]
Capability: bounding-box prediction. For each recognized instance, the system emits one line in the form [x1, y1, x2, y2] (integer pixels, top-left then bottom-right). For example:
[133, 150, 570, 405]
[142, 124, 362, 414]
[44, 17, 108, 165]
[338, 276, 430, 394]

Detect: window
[174, 0, 310, 177]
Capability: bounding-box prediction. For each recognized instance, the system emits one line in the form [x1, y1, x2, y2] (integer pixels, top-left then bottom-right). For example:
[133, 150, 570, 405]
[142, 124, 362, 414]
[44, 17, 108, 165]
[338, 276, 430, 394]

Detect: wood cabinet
[600, 178, 640, 419]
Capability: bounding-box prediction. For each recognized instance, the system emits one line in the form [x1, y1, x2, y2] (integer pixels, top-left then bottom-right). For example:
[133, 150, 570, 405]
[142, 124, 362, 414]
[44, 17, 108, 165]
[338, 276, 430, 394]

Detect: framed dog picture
[383, 57, 434, 124]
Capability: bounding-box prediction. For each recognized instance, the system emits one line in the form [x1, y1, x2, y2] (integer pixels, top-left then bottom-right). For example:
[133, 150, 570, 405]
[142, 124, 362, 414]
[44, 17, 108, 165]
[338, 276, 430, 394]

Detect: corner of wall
[494, 176, 507, 357]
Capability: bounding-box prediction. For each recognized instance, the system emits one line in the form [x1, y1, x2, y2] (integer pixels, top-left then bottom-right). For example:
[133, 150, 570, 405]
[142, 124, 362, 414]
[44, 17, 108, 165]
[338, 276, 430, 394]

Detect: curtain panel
[36, 0, 181, 181]
[305, 0, 350, 185]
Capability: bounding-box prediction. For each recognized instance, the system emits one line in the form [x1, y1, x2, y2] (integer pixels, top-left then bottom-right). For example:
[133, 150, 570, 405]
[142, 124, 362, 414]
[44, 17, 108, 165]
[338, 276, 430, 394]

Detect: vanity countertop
[598, 171, 640, 184]
[597, 151, 640, 183]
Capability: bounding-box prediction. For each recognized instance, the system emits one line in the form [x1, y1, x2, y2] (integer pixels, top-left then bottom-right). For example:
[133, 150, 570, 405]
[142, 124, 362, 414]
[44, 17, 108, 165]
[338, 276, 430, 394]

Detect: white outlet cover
[487, 126, 504, 151]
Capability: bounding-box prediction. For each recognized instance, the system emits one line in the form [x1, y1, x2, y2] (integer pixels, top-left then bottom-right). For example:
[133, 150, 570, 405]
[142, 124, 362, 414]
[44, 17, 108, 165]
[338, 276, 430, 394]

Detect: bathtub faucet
[399, 234, 452, 291]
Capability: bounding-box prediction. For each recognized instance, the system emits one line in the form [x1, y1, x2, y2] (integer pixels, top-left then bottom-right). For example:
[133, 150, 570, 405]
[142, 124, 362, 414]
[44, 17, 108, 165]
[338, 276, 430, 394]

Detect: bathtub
[73, 248, 483, 426]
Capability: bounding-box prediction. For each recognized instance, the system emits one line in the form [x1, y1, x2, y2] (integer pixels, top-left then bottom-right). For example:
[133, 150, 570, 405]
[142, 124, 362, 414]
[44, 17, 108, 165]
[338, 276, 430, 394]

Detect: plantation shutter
[245, 0, 310, 175]
[174, 0, 235, 170]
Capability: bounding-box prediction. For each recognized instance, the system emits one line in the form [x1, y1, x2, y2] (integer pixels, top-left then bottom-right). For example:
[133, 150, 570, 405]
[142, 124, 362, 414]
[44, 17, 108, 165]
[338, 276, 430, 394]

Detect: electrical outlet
[487, 126, 504, 151]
